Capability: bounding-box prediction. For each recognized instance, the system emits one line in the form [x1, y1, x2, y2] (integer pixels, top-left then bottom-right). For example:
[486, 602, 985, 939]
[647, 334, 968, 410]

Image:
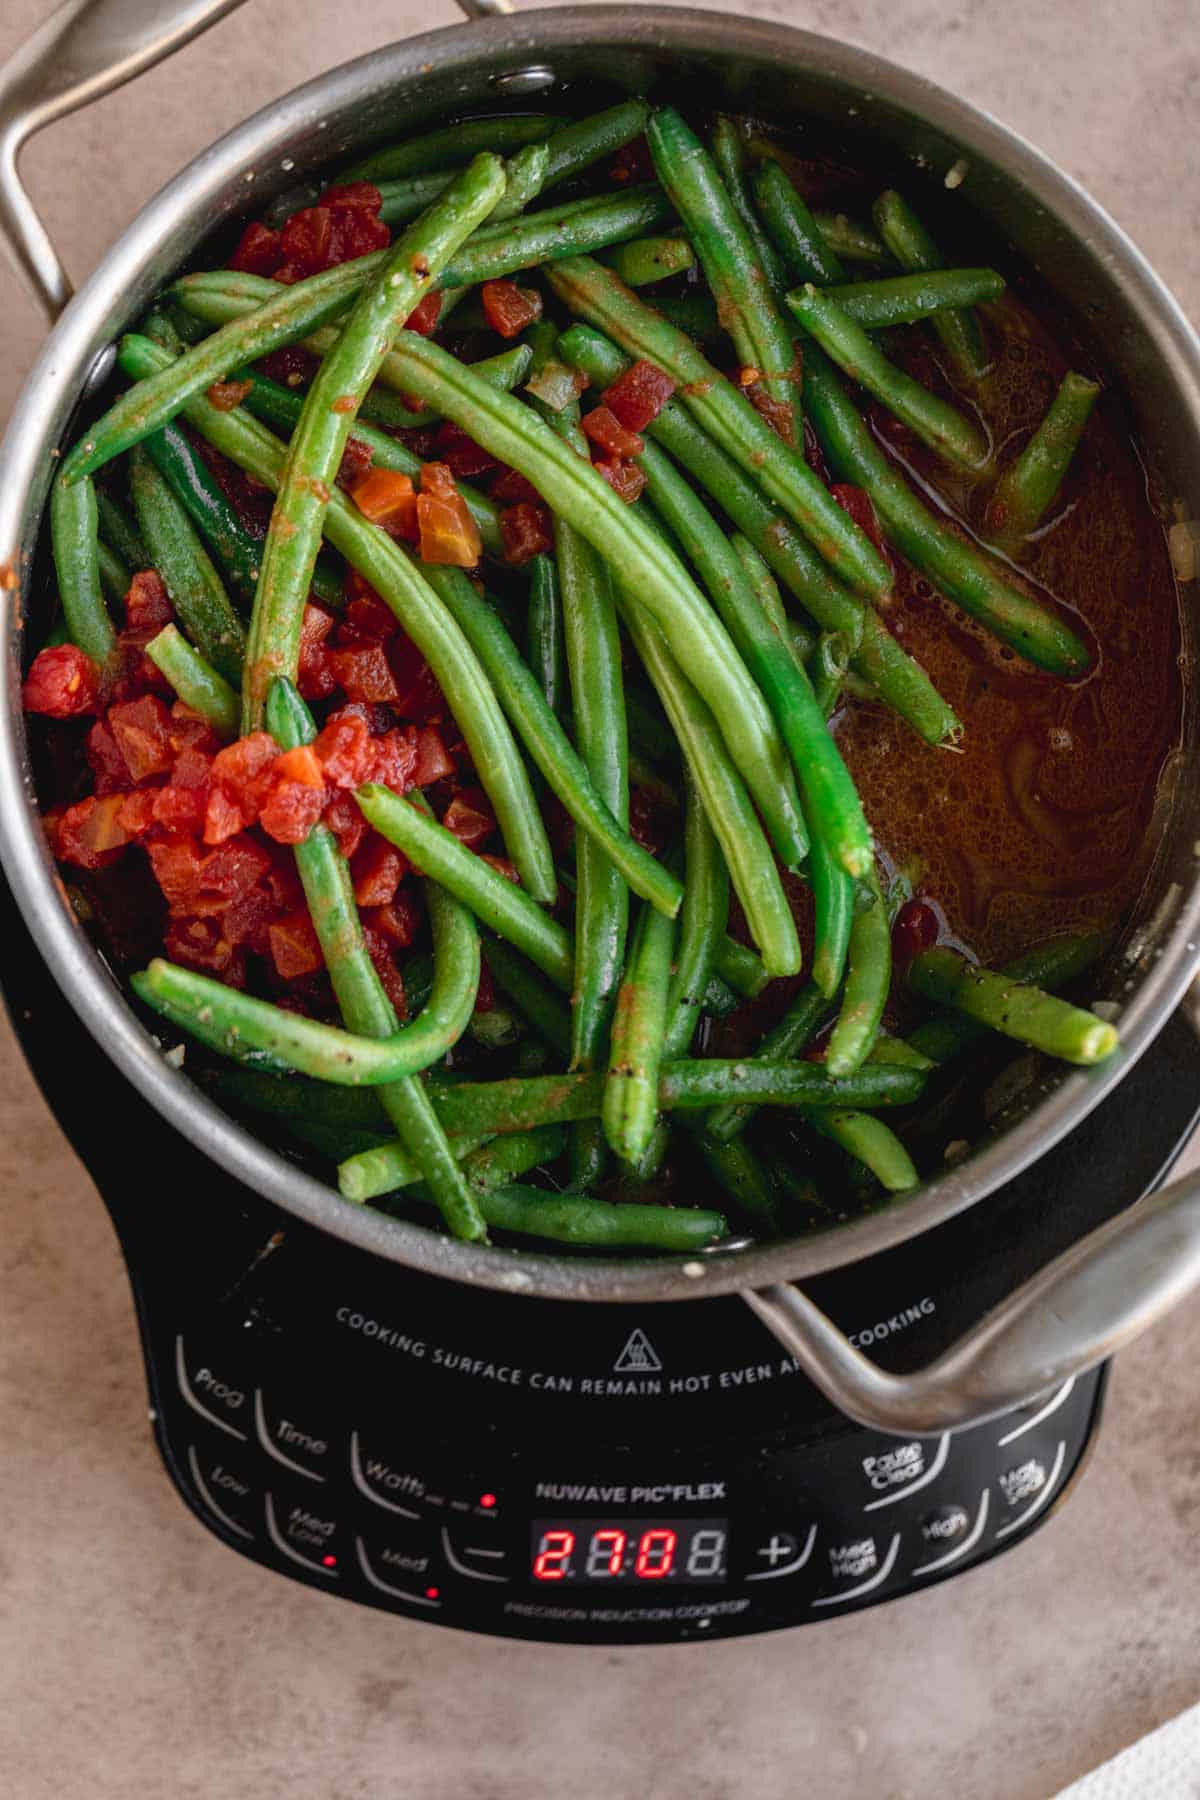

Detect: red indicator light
[479, 1493, 497, 1509]
[322, 1555, 337, 1568]
[425, 1586, 440, 1601]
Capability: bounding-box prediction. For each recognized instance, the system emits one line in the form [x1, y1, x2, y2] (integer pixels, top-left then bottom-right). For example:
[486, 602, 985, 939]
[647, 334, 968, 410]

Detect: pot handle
[0, 0, 249, 320]
[744, 1162, 1200, 1436]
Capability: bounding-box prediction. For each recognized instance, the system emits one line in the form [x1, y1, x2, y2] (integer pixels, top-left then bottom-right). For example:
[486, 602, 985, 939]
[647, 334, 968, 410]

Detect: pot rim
[2, 5, 1198, 1306]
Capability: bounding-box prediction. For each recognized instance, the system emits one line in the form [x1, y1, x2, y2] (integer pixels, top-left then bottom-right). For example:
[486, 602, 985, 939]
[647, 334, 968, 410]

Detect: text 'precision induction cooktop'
[6, 861, 1199, 1642]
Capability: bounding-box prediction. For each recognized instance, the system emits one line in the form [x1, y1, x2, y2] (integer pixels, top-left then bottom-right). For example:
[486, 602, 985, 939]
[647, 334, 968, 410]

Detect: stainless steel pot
[2, 0, 1199, 1438]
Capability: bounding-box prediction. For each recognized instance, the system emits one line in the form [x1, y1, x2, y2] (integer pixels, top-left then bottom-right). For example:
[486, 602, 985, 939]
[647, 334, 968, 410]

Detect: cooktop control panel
[146, 1280, 1101, 1642]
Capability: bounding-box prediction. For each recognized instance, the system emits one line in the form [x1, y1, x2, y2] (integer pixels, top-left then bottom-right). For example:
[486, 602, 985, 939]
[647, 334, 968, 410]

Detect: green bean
[984, 372, 1100, 551]
[906, 931, 1109, 1064]
[651, 294, 722, 342]
[754, 162, 845, 286]
[458, 1126, 567, 1193]
[557, 322, 960, 744]
[206, 1067, 385, 1132]
[128, 446, 245, 683]
[617, 595, 801, 978]
[603, 897, 676, 1164]
[868, 1035, 934, 1072]
[908, 946, 1118, 1065]
[545, 256, 891, 596]
[873, 190, 988, 382]
[467, 1005, 524, 1051]
[358, 784, 573, 990]
[145, 625, 238, 736]
[142, 419, 265, 605]
[705, 981, 831, 1143]
[790, 284, 990, 471]
[235, 369, 503, 560]
[730, 533, 792, 641]
[540, 100, 653, 188]
[97, 542, 130, 606]
[624, 685, 678, 768]
[697, 1133, 780, 1226]
[802, 343, 1092, 676]
[811, 631, 851, 717]
[813, 212, 891, 267]
[811, 833, 856, 1002]
[711, 115, 788, 294]
[826, 874, 891, 1077]
[789, 618, 817, 664]
[242, 155, 505, 729]
[703, 973, 741, 1017]
[527, 553, 566, 717]
[414, 563, 678, 914]
[474, 1184, 728, 1251]
[376, 331, 808, 865]
[809, 1110, 918, 1192]
[421, 1057, 924, 1141]
[487, 141, 551, 221]
[116, 334, 554, 902]
[334, 1126, 492, 1201]
[96, 488, 148, 571]
[823, 269, 1006, 330]
[49, 473, 116, 668]
[266, 678, 487, 1237]
[639, 432, 874, 879]
[713, 934, 770, 1000]
[343, 113, 563, 183]
[648, 107, 803, 438]
[664, 771, 729, 1060]
[604, 236, 695, 287]
[303, 326, 534, 415]
[483, 939, 573, 1060]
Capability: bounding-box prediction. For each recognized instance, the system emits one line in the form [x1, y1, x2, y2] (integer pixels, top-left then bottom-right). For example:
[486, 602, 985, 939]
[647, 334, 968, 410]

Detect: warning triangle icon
[613, 1327, 662, 1373]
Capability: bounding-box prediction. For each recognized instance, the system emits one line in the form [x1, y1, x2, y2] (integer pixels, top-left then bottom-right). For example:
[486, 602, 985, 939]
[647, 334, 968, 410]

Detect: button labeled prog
[176, 1335, 250, 1441]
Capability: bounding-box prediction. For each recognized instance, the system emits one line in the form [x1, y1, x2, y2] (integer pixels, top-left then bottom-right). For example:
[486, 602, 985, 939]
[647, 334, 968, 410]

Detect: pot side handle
[0, 0, 249, 320]
[744, 1163, 1200, 1436]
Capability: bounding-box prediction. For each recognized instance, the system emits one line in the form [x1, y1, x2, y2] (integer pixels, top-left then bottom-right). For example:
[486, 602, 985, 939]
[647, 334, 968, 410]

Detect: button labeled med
[265, 1489, 343, 1577]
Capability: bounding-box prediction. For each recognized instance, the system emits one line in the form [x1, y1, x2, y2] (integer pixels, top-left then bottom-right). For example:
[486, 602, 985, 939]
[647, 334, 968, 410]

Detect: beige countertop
[1, 2, 1198, 1795]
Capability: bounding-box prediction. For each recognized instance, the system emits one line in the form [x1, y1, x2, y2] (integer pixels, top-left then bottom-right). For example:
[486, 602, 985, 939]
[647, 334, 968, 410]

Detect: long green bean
[128, 446, 245, 683]
[603, 897, 676, 1164]
[906, 931, 1107, 1063]
[711, 116, 788, 293]
[664, 771, 729, 1060]
[809, 1109, 918, 1192]
[527, 553, 566, 718]
[545, 256, 891, 598]
[49, 473, 116, 667]
[97, 542, 130, 606]
[826, 874, 891, 1077]
[697, 1133, 780, 1227]
[802, 342, 1092, 676]
[483, 939, 573, 1060]
[813, 212, 891, 266]
[822, 269, 1006, 330]
[472, 1184, 728, 1251]
[142, 419, 267, 606]
[984, 371, 1100, 551]
[705, 981, 831, 1142]
[754, 162, 846, 286]
[145, 625, 238, 736]
[872, 190, 989, 382]
[96, 488, 148, 571]
[342, 113, 563, 183]
[908, 946, 1118, 1064]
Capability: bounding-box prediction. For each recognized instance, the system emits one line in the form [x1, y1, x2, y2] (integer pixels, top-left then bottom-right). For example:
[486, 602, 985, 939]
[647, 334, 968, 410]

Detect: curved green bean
[128, 445, 245, 683]
[808, 1109, 918, 1192]
[603, 897, 676, 1164]
[825, 874, 891, 1077]
[802, 342, 1091, 676]
[50, 473, 116, 668]
[985, 371, 1100, 551]
[754, 161, 846, 286]
[811, 631, 851, 718]
[705, 980, 831, 1142]
[822, 269, 1005, 330]
[908, 946, 1118, 1065]
[545, 256, 891, 598]
[873, 190, 989, 382]
[664, 771, 729, 1060]
[789, 284, 990, 471]
[813, 212, 891, 267]
[711, 115, 788, 294]
[714, 934, 770, 1001]
[145, 625, 238, 736]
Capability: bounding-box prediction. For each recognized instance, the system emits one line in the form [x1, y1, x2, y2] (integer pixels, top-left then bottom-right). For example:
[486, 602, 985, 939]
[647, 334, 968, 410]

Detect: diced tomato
[351, 834, 408, 907]
[322, 788, 368, 860]
[206, 377, 253, 413]
[203, 784, 248, 845]
[404, 290, 443, 336]
[479, 279, 542, 339]
[610, 136, 655, 184]
[831, 483, 893, 567]
[479, 854, 521, 884]
[116, 789, 159, 840]
[85, 719, 130, 795]
[146, 837, 208, 908]
[336, 592, 398, 646]
[361, 925, 408, 1016]
[349, 468, 418, 540]
[313, 711, 374, 787]
[22, 644, 101, 718]
[229, 220, 284, 277]
[167, 703, 222, 759]
[298, 602, 337, 702]
[152, 784, 208, 836]
[55, 794, 130, 868]
[210, 731, 279, 805]
[592, 458, 647, 503]
[259, 776, 327, 845]
[581, 404, 644, 459]
[370, 725, 421, 793]
[434, 422, 499, 480]
[108, 695, 174, 783]
[367, 889, 421, 947]
[124, 569, 173, 634]
[171, 743, 214, 789]
[603, 359, 676, 432]
[277, 185, 390, 282]
[336, 434, 374, 492]
[165, 913, 244, 982]
[386, 636, 444, 722]
[195, 836, 273, 911]
[417, 492, 482, 567]
[328, 643, 402, 705]
[442, 791, 495, 849]
[268, 909, 323, 980]
[498, 501, 553, 565]
[489, 466, 542, 506]
[222, 882, 276, 954]
[892, 897, 941, 962]
[411, 725, 455, 788]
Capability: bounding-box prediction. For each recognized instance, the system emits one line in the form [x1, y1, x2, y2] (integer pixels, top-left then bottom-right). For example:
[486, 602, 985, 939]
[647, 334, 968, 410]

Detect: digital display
[531, 1518, 728, 1585]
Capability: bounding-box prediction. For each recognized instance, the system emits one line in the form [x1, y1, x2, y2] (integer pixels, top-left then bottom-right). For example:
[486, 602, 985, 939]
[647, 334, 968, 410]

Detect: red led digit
[634, 1528, 677, 1579]
[532, 1528, 575, 1581]
[586, 1528, 626, 1577]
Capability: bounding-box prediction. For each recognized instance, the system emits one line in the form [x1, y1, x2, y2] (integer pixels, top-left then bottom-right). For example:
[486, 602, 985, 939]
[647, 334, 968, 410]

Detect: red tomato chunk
[581, 404, 644, 460]
[124, 569, 173, 634]
[480, 279, 542, 339]
[593, 458, 647, 504]
[108, 696, 174, 784]
[499, 501, 553, 564]
[603, 360, 676, 432]
[23, 644, 100, 718]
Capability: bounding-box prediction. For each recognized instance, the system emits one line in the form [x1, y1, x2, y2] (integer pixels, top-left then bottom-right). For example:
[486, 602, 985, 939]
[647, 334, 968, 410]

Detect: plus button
[756, 1533, 797, 1566]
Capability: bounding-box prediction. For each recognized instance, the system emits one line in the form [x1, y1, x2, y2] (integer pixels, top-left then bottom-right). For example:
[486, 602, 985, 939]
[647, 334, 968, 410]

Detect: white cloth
[1055, 1705, 1200, 1798]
